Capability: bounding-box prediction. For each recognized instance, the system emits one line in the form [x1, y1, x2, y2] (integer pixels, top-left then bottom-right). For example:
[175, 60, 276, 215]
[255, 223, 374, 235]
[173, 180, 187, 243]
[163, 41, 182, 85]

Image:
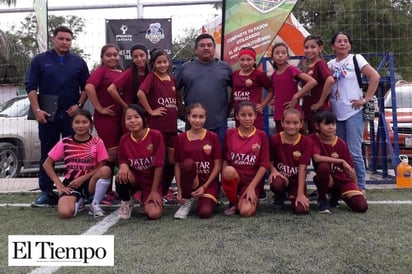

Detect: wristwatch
[77, 102, 83, 108]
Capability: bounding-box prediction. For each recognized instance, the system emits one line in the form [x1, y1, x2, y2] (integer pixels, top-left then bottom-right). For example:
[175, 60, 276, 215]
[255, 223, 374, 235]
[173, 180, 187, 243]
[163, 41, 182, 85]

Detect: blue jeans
[336, 110, 366, 190]
[209, 121, 227, 148]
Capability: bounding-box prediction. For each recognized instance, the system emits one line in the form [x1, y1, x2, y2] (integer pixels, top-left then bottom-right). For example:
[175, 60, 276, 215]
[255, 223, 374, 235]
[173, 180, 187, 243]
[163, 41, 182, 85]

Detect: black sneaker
[329, 198, 340, 208]
[259, 190, 267, 202]
[273, 193, 285, 210]
[318, 199, 331, 214]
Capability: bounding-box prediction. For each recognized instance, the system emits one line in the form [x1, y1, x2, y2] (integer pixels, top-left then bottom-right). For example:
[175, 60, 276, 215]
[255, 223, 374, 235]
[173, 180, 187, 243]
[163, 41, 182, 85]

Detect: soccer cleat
[224, 204, 237, 216]
[73, 197, 84, 217]
[88, 203, 105, 218]
[163, 189, 178, 206]
[118, 200, 134, 220]
[174, 199, 193, 219]
[31, 191, 58, 207]
[318, 199, 331, 214]
[273, 193, 286, 210]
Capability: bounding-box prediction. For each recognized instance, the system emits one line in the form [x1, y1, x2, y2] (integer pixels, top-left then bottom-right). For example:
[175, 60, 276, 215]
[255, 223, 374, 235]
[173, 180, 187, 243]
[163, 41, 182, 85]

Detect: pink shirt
[271, 65, 303, 120]
[48, 135, 108, 180]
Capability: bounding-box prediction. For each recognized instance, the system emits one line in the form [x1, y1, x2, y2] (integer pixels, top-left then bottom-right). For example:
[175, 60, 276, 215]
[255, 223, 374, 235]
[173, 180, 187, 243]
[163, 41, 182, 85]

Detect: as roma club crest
[246, 0, 285, 14]
[292, 150, 302, 161]
[203, 144, 212, 155]
[147, 143, 154, 152]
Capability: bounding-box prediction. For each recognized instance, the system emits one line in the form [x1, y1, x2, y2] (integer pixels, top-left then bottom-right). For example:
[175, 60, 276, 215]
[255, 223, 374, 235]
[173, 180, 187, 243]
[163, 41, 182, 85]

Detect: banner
[106, 19, 172, 69]
[33, 0, 48, 53]
[222, 0, 297, 69]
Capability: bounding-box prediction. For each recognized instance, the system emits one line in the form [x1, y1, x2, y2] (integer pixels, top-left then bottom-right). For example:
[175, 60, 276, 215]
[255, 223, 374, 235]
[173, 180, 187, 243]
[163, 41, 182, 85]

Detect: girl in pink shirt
[43, 109, 111, 219]
[270, 43, 317, 133]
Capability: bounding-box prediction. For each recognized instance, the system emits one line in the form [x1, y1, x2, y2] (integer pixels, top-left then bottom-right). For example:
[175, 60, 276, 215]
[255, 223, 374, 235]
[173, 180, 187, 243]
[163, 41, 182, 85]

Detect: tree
[0, 14, 87, 84]
[172, 28, 198, 61]
[293, 0, 412, 79]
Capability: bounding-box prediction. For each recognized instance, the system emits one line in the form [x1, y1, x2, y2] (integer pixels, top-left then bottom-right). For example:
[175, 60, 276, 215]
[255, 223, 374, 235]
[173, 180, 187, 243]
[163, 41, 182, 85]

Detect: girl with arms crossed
[222, 101, 270, 217]
[43, 109, 112, 219]
[116, 104, 164, 220]
[173, 103, 222, 219]
[269, 109, 312, 215]
[107, 44, 149, 132]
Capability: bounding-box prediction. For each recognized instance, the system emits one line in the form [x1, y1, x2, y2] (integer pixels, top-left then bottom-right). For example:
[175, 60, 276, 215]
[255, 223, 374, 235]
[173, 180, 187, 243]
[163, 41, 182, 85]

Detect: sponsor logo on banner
[8, 235, 114, 266]
[246, 0, 285, 13]
[116, 24, 132, 42]
[145, 23, 165, 44]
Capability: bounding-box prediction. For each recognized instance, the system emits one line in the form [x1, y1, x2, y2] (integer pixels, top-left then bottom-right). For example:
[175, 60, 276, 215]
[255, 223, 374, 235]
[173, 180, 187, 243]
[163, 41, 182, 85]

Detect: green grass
[1, 189, 412, 273]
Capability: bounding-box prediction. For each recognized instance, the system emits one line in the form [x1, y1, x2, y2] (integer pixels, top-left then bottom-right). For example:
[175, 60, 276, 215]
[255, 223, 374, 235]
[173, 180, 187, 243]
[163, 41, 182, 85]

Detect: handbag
[27, 94, 59, 123]
[353, 55, 377, 121]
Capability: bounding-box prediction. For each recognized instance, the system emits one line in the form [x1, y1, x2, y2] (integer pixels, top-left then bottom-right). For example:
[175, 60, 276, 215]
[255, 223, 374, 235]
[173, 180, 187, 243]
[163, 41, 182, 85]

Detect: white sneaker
[73, 197, 84, 217]
[174, 199, 193, 219]
[118, 199, 134, 220]
[89, 203, 105, 218]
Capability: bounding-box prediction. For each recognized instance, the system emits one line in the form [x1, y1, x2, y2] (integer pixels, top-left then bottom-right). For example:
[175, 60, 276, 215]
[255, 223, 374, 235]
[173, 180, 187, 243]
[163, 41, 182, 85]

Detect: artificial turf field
[1, 189, 412, 274]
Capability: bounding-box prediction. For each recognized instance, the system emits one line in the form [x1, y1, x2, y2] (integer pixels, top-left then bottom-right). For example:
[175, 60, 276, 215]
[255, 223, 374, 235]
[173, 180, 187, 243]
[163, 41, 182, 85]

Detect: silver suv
[0, 95, 40, 178]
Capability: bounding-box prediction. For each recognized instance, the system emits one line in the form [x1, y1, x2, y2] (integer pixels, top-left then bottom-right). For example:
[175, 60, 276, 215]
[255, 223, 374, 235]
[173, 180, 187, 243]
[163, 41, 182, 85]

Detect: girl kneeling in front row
[173, 103, 222, 219]
[222, 101, 270, 217]
[269, 109, 311, 215]
[309, 110, 367, 213]
[43, 109, 112, 219]
[116, 104, 164, 220]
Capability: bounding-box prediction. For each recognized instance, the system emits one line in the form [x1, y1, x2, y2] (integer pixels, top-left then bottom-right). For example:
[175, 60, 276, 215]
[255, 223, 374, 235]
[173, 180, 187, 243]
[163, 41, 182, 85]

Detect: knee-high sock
[222, 178, 238, 205]
[180, 159, 197, 199]
[92, 178, 111, 205]
[115, 180, 131, 201]
[314, 162, 331, 200]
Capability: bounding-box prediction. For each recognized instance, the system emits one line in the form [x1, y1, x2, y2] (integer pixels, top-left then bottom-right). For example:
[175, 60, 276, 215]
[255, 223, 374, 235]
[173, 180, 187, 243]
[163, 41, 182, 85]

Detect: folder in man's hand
[27, 94, 59, 123]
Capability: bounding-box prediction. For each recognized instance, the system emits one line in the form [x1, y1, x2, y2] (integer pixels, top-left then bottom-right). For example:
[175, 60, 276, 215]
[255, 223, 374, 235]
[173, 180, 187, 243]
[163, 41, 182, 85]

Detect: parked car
[363, 81, 412, 167]
[0, 95, 40, 178]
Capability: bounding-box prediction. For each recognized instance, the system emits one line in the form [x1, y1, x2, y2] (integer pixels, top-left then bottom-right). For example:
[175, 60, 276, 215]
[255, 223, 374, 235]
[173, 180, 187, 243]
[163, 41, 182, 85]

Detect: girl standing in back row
[230, 47, 273, 130]
[302, 35, 334, 133]
[137, 49, 183, 204]
[270, 43, 317, 133]
[107, 43, 150, 132]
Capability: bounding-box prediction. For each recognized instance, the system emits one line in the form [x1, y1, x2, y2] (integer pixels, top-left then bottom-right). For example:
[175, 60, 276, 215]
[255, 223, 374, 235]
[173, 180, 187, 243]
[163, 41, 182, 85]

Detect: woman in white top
[327, 31, 380, 193]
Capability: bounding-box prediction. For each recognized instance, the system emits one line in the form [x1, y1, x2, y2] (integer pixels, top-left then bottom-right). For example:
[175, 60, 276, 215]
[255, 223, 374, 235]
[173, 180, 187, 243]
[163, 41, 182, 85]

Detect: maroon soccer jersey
[174, 130, 222, 184]
[112, 68, 146, 105]
[270, 132, 312, 180]
[231, 69, 272, 111]
[309, 133, 355, 181]
[224, 128, 270, 181]
[302, 60, 332, 116]
[139, 72, 177, 133]
[87, 66, 123, 115]
[118, 129, 165, 180]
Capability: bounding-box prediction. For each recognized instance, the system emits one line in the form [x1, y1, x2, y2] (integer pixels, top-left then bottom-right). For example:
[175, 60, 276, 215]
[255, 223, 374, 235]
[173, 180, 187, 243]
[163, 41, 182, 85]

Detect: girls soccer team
[49, 35, 370, 220]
